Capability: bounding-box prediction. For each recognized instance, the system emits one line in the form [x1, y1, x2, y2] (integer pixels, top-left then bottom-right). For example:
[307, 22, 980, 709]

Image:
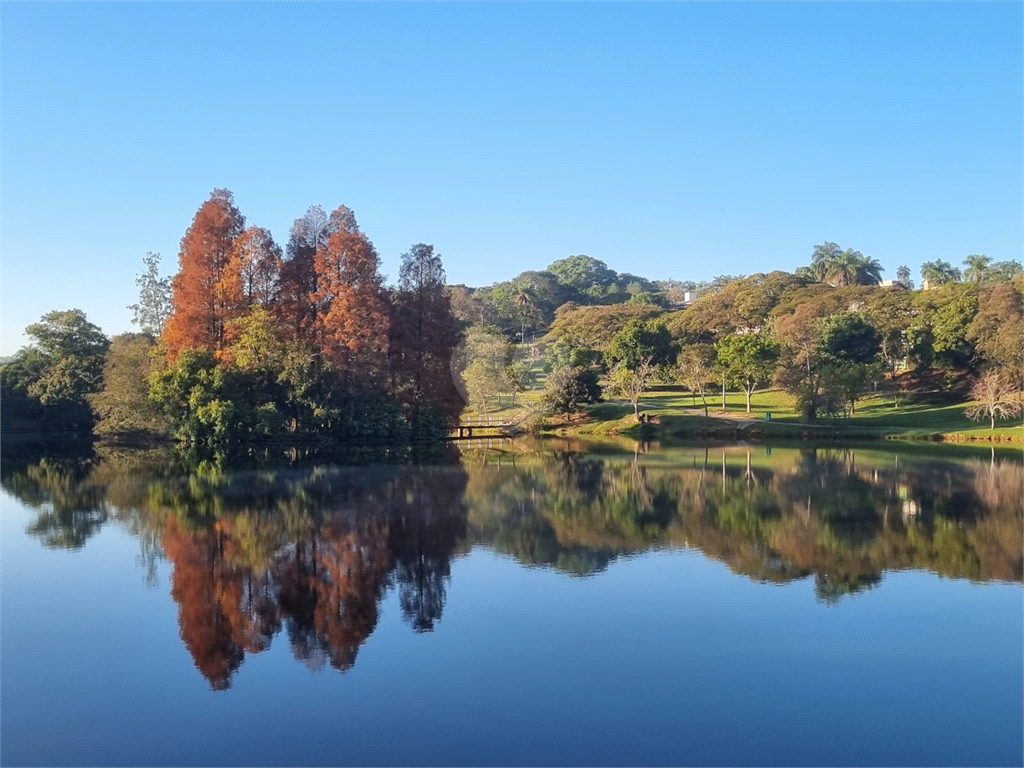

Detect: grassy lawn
[559, 385, 1023, 443]
[459, 354, 1022, 443]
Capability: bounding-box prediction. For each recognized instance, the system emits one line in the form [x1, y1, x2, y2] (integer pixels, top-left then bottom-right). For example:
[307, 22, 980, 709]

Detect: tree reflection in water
[3, 439, 1020, 688]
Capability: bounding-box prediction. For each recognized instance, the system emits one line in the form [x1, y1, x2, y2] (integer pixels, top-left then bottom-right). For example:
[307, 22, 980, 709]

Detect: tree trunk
[633, 399, 640, 421]
[745, 387, 752, 414]
[991, 413, 995, 430]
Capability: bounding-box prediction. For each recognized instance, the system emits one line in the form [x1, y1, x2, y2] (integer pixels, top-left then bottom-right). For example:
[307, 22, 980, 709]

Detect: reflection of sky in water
[1, 447, 1022, 767]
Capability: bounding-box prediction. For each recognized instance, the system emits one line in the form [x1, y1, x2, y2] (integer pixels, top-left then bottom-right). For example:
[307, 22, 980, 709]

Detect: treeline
[3, 205, 1022, 439]
[1, 190, 463, 443]
[448, 253, 739, 340]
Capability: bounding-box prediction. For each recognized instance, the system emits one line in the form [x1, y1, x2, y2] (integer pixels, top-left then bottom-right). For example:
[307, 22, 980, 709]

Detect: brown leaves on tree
[218, 226, 283, 316]
[162, 189, 245, 358]
[158, 192, 465, 439]
[311, 205, 390, 379]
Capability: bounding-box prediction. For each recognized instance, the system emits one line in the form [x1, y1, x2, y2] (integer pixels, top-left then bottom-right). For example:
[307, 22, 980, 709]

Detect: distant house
[668, 291, 698, 310]
[879, 280, 908, 290]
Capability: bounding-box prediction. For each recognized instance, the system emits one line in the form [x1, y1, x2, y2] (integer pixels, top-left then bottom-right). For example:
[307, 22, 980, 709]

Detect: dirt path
[684, 408, 759, 428]
[637, 401, 761, 428]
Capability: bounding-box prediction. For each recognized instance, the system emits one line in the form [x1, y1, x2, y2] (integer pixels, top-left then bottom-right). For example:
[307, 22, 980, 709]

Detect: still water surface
[1, 440, 1021, 767]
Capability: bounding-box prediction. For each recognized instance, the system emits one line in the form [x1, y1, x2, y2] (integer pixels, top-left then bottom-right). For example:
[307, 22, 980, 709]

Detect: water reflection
[2, 439, 1021, 689]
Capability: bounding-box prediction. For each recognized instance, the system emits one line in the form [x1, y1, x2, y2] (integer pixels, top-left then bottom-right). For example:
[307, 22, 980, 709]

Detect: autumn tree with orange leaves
[311, 205, 390, 381]
[146, 191, 465, 444]
[162, 189, 245, 357]
[218, 226, 283, 315]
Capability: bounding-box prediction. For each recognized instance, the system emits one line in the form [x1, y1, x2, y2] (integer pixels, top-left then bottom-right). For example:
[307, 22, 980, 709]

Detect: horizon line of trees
[447, 245, 1021, 343]
[2, 202, 1022, 440]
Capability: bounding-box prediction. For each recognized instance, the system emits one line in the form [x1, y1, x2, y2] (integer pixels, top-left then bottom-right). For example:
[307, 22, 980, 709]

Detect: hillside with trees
[1, 192, 1021, 443]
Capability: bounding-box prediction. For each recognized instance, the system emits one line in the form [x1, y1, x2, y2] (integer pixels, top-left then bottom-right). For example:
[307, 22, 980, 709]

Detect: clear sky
[2, 2, 1021, 355]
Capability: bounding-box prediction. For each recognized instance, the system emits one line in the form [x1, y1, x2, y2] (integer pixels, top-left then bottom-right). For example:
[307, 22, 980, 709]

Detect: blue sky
[2, 2, 1021, 354]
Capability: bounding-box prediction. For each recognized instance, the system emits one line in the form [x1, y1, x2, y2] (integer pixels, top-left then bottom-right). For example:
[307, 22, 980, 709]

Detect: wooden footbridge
[450, 417, 515, 439]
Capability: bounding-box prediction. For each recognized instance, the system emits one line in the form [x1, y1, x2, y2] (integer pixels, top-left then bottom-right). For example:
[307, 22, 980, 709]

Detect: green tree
[543, 366, 602, 418]
[545, 302, 663, 350]
[605, 358, 656, 421]
[931, 292, 979, 366]
[987, 260, 1023, 282]
[817, 313, 882, 416]
[810, 241, 843, 282]
[676, 344, 716, 417]
[26, 309, 109, 360]
[504, 359, 535, 405]
[545, 335, 600, 372]
[511, 285, 541, 343]
[128, 252, 173, 336]
[817, 249, 882, 287]
[773, 308, 880, 421]
[819, 312, 881, 367]
[3, 310, 110, 431]
[967, 283, 1023, 383]
[920, 260, 962, 286]
[854, 254, 884, 286]
[823, 250, 860, 286]
[664, 271, 806, 347]
[89, 333, 170, 436]
[222, 307, 289, 372]
[895, 265, 914, 289]
[962, 254, 991, 283]
[714, 332, 780, 413]
[546, 255, 617, 293]
[458, 328, 512, 415]
[626, 291, 668, 307]
[148, 348, 240, 443]
[606, 319, 674, 370]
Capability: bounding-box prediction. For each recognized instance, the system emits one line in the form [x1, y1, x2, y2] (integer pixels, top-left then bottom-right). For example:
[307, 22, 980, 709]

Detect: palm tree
[962, 254, 991, 283]
[920, 260, 962, 286]
[853, 253, 884, 285]
[895, 265, 913, 287]
[825, 250, 860, 286]
[810, 241, 842, 282]
[512, 285, 539, 344]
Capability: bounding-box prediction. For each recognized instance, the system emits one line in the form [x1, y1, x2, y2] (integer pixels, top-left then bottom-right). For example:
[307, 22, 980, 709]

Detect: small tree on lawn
[543, 366, 602, 419]
[504, 359, 535, 405]
[458, 327, 512, 414]
[965, 370, 1023, 430]
[677, 345, 716, 417]
[606, 356, 655, 422]
[714, 332, 780, 414]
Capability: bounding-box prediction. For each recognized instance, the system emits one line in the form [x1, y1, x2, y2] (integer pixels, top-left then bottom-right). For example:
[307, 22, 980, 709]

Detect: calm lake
[1, 439, 1021, 767]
